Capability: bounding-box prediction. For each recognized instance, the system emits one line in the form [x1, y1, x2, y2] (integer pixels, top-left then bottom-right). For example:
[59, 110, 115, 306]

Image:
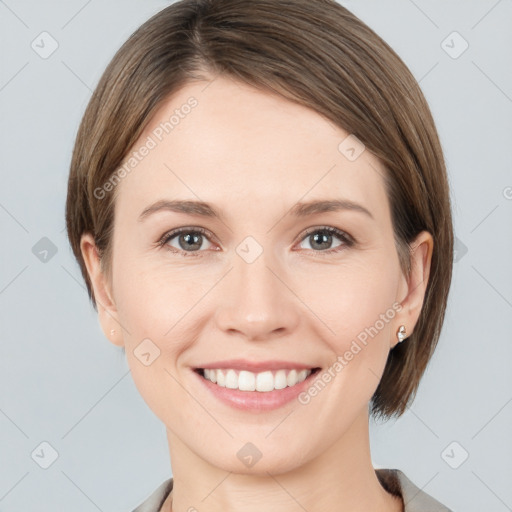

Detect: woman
[65, 0, 454, 510]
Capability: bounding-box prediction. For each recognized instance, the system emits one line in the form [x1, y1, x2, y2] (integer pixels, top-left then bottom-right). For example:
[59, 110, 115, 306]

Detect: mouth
[194, 367, 321, 392]
[191, 359, 322, 411]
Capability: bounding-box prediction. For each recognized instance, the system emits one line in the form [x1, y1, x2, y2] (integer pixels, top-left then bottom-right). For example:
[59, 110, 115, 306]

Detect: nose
[214, 248, 300, 341]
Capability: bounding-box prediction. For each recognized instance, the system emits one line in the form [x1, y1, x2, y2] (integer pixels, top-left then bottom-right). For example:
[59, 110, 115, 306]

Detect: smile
[193, 364, 321, 412]
[197, 368, 317, 392]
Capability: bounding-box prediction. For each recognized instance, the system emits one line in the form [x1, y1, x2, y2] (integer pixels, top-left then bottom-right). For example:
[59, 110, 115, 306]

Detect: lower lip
[193, 369, 320, 412]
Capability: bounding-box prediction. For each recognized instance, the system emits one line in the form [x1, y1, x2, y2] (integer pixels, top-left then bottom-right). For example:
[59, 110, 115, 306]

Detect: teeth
[202, 368, 313, 392]
[239, 370, 255, 391]
[225, 369, 238, 389]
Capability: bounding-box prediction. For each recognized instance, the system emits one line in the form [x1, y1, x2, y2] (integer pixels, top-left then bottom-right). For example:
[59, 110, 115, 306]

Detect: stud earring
[396, 325, 407, 343]
[110, 329, 116, 338]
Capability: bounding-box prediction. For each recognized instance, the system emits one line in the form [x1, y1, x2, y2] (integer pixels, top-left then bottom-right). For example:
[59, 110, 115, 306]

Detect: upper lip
[195, 359, 318, 373]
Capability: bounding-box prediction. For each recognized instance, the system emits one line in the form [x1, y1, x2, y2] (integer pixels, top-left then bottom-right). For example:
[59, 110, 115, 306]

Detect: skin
[81, 75, 433, 512]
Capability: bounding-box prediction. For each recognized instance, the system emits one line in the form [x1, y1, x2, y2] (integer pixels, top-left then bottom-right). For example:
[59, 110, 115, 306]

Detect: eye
[157, 225, 354, 258]
[158, 227, 217, 257]
[296, 226, 354, 255]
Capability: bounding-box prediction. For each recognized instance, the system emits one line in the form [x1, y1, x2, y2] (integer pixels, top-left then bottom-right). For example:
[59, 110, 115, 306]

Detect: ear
[80, 233, 124, 347]
[392, 230, 434, 348]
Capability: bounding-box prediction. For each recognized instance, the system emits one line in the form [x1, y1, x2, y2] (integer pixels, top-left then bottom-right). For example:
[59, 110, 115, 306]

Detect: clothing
[132, 468, 452, 512]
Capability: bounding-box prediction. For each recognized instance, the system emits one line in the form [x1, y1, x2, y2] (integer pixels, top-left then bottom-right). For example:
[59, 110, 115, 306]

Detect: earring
[396, 325, 407, 343]
[110, 328, 116, 338]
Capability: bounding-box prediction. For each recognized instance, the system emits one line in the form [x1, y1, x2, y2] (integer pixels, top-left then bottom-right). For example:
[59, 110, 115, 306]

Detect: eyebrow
[290, 199, 373, 219]
[138, 198, 374, 222]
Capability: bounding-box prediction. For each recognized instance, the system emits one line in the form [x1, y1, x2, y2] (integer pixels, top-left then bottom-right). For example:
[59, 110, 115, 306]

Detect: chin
[200, 439, 314, 477]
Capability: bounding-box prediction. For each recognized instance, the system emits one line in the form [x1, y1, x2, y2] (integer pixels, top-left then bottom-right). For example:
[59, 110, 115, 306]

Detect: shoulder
[376, 468, 453, 512]
[131, 478, 174, 512]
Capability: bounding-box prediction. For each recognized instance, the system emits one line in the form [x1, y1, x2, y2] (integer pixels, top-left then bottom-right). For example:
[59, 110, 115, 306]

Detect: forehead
[114, 76, 390, 223]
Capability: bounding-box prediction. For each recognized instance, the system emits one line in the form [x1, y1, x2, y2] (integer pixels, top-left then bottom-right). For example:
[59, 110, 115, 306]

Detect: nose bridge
[214, 239, 299, 339]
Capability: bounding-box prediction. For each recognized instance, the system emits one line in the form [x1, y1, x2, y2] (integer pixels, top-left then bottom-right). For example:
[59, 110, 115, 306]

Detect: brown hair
[65, 0, 454, 419]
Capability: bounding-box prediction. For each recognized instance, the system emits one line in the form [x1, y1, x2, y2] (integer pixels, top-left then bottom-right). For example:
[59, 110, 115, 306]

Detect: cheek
[112, 259, 218, 411]
[296, 256, 399, 348]
[295, 257, 399, 408]
[294, 272, 398, 434]
[113, 256, 216, 338]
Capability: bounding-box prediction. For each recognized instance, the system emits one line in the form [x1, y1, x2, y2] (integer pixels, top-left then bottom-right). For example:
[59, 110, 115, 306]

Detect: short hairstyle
[65, 0, 454, 419]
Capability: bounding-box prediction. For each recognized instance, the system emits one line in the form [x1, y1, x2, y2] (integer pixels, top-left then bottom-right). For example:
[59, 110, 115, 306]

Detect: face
[82, 75, 432, 475]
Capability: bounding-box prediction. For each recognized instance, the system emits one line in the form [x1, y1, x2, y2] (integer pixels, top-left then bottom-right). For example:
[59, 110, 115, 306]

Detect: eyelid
[293, 225, 355, 256]
[157, 226, 214, 245]
[297, 225, 354, 245]
[157, 226, 219, 257]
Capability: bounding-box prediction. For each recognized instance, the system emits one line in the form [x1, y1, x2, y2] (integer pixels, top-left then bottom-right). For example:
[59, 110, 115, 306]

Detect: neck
[162, 408, 402, 512]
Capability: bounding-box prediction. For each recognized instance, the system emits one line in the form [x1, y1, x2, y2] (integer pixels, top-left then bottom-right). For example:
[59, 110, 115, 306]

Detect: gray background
[1, 0, 511, 510]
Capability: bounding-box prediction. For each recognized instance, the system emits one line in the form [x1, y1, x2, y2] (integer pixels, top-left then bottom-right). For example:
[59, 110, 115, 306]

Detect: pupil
[312, 231, 331, 250]
[181, 233, 201, 250]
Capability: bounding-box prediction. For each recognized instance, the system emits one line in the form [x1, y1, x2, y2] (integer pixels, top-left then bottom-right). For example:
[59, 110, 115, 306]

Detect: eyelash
[157, 226, 355, 258]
